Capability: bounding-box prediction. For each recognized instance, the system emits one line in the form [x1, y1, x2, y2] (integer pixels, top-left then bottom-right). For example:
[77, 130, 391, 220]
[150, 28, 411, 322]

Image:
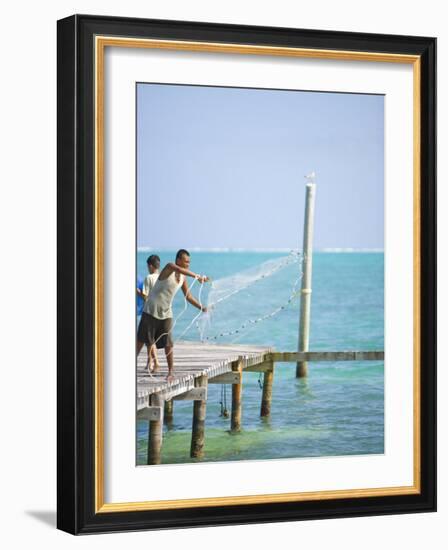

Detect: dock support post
[190, 376, 208, 458]
[147, 393, 164, 465]
[296, 180, 316, 378]
[231, 360, 243, 432]
[164, 400, 174, 424]
[260, 362, 274, 417]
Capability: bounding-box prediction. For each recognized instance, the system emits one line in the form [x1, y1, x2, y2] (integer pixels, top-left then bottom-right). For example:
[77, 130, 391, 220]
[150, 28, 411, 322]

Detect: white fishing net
[194, 251, 304, 343]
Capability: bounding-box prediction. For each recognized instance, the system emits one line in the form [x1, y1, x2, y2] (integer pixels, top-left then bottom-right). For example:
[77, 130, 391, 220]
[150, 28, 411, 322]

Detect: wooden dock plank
[136, 341, 271, 408]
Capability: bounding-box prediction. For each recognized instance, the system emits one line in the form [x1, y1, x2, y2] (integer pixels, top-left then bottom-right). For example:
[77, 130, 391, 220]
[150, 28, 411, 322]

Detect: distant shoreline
[137, 247, 384, 253]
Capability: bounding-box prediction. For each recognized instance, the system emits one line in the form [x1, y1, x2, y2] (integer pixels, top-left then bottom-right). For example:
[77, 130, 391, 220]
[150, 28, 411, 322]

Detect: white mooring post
[296, 175, 316, 378]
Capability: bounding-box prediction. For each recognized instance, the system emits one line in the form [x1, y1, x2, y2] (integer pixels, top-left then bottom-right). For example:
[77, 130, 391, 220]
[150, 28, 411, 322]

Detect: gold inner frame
[94, 36, 421, 513]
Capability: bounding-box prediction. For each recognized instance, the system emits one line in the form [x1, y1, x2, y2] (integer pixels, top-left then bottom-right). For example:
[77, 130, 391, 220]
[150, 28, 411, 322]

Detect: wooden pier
[137, 341, 384, 465]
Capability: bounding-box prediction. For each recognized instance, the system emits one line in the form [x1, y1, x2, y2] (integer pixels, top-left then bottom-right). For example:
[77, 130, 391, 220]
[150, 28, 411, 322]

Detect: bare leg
[151, 345, 160, 371]
[145, 344, 153, 374]
[165, 345, 174, 381]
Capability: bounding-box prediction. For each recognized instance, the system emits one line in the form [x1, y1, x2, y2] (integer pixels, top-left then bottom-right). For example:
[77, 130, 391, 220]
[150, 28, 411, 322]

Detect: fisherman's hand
[201, 306, 208, 313]
[198, 275, 209, 284]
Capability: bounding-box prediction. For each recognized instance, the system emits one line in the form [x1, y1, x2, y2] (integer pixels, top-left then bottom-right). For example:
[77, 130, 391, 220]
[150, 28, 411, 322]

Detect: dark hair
[175, 249, 190, 261]
[146, 254, 160, 269]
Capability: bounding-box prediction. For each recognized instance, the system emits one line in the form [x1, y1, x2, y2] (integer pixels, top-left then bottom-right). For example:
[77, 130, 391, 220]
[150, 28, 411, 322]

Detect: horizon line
[137, 247, 384, 253]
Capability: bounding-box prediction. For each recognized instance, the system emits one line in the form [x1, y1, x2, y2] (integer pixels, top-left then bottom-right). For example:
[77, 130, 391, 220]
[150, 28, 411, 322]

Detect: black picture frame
[57, 14, 436, 535]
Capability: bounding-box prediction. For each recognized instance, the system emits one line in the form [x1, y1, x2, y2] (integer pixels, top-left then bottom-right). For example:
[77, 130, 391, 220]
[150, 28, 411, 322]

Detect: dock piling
[231, 359, 243, 432]
[147, 393, 164, 465]
[260, 361, 274, 417]
[190, 375, 208, 458]
[164, 400, 174, 424]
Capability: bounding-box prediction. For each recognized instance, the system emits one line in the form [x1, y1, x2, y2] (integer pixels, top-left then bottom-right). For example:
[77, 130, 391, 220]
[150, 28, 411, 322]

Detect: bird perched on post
[305, 171, 316, 183]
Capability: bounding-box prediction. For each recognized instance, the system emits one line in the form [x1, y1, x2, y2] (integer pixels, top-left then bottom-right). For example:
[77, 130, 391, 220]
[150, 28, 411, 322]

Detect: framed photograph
[57, 14, 436, 534]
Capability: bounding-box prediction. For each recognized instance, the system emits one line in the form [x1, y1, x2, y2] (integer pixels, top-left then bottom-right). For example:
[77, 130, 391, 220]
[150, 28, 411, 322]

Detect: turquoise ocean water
[136, 251, 384, 465]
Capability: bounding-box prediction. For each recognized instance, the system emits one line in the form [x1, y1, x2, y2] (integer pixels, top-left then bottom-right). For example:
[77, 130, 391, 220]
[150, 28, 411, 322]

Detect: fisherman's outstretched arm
[165, 262, 208, 282]
[181, 280, 207, 312]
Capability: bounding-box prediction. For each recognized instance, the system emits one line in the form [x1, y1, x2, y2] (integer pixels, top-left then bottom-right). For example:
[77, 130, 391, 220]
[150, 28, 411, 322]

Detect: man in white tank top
[137, 249, 208, 382]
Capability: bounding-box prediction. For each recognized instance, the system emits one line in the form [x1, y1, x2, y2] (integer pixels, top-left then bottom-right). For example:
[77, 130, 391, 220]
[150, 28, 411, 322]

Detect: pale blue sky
[137, 83, 384, 250]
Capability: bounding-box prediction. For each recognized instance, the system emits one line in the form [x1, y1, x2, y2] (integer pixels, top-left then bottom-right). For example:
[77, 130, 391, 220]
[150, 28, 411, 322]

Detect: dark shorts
[137, 313, 173, 349]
